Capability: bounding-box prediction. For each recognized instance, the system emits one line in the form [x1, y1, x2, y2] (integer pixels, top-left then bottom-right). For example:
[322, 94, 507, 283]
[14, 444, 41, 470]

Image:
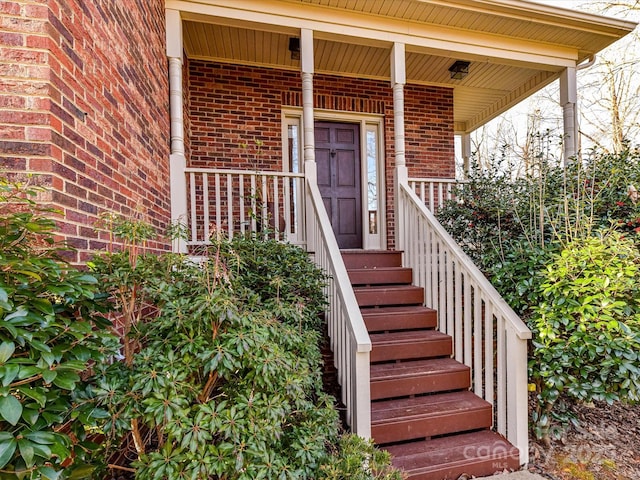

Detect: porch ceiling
[175, 0, 636, 133]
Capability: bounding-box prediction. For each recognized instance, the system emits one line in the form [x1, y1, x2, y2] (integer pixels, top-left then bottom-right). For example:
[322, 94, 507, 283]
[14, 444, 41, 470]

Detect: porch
[162, 0, 634, 477]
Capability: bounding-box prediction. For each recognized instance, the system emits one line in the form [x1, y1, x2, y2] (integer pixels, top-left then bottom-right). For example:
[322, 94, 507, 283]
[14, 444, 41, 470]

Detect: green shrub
[530, 232, 640, 442]
[92, 232, 399, 479]
[217, 234, 328, 330]
[318, 435, 403, 480]
[0, 177, 118, 478]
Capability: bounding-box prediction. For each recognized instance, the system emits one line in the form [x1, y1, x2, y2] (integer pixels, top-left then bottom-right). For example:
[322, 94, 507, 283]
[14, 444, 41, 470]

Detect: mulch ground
[527, 399, 640, 480]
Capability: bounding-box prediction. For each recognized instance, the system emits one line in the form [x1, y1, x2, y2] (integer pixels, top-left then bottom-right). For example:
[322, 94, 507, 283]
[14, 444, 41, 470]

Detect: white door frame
[282, 107, 386, 250]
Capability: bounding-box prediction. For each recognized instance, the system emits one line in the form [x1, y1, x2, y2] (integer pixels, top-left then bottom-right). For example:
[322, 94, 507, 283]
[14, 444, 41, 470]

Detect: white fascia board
[167, 0, 579, 68]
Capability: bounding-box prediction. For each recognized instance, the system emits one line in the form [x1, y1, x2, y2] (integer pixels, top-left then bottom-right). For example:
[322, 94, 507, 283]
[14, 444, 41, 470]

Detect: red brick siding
[188, 61, 454, 248]
[0, 0, 170, 262]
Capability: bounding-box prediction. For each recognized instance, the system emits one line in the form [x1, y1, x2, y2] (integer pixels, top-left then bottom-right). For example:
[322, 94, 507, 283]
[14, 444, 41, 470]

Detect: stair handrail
[305, 178, 372, 437]
[398, 182, 531, 465]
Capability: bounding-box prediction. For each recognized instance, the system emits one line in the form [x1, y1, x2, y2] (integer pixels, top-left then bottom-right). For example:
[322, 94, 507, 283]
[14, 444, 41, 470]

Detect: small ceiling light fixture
[288, 37, 300, 60]
[448, 60, 470, 80]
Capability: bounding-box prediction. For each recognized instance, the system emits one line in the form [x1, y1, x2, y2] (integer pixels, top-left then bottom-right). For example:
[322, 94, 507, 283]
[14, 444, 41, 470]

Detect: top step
[342, 250, 403, 269]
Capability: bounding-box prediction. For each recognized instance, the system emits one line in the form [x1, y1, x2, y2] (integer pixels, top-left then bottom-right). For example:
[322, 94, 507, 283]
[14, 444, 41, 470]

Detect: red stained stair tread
[371, 391, 492, 444]
[384, 430, 521, 480]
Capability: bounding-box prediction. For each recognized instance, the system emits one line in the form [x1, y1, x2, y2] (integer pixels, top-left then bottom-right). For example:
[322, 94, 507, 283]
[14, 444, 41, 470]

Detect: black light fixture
[288, 37, 300, 60]
[448, 60, 470, 80]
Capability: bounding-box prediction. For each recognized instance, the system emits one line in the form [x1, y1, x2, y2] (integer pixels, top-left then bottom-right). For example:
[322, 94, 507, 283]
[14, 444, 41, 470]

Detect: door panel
[315, 122, 362, 249]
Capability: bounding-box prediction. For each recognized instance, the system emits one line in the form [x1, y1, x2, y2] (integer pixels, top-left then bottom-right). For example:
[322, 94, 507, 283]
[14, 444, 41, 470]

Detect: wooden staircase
[343, 250, 521, 480]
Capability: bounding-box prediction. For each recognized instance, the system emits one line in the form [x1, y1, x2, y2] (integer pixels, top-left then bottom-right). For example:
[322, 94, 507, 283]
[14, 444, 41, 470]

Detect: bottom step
[384, 430, 520, 480]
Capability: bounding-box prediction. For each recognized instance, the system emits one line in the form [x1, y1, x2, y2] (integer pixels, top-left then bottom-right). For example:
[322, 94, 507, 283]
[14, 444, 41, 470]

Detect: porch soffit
[169, 0, 637, 133]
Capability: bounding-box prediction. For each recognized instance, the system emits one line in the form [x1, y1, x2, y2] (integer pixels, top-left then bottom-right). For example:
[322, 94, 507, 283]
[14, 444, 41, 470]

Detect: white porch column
[301, 29, 317, 251]
[301, 29, 316, 177]
[461, 133, 472, 178]
[560, 66, 579, 162]
[166, 9, 188, 253]
[391, 43, 407, 249]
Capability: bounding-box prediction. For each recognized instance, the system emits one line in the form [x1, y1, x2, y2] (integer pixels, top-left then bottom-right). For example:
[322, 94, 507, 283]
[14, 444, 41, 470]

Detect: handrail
[398, 181, 530, 464]
[305, 177, 372, 437]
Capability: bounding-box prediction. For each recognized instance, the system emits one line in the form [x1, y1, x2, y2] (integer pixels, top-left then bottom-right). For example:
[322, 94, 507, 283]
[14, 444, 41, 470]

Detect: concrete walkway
[479, 472, 547, 480]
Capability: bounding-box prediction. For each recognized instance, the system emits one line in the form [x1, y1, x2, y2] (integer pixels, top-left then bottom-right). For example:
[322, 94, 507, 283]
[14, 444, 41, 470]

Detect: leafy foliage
[0, 177, 118, 478]
[317, 435, 404, 480]
[92, 231, 398, 479]
[438, 148, 640, 442]
[530, 233, 640, 441]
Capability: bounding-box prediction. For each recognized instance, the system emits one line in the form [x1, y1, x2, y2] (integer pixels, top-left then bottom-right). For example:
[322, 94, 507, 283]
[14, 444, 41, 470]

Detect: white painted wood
[305, 176, 372, 438]
[166, 10, 188, 253]
[497, 313, 507, 435]
[184, 168, 305, 245]
[397, 182, 531, 466]
[560, 66, 578, 160]
[454, 264, 463, 362]
[301, 28, 314, 75]
[463, 273, 472, 367]
[507, 325, 531, 465]
[409, 177, 459, 214]
[203, 173, 210, 241]
[461, 133, 472, 178]
[172, 1, 584, 67]
[165, 9, 184, 60]
[189, 171, 197, 243]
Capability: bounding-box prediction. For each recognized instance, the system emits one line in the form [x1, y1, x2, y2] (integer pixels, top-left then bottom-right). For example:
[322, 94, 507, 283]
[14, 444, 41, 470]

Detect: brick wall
[188, 61, 454, 248]
[0, 0, 170, 262]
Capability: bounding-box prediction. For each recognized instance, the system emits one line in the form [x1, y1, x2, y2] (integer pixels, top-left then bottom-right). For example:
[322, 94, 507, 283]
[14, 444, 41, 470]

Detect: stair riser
[342, 252, 403, 269]
[356, 288, 424, 307]
[371, 338, 452, 362]
[348, 269, 413, 285]
[363, 311, 437, 332]
[372, 408, 492, 444]
[371, 370, 470, 400]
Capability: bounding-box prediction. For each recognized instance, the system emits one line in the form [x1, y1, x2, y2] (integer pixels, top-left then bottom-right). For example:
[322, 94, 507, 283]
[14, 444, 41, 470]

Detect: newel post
[391, 43, 407, 251]
[166, 9, 188, 253]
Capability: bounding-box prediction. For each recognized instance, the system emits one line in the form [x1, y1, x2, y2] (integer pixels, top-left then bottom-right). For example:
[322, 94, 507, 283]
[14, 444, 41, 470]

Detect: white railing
[306, 177, 372, 437]
[185, 168, 305, 245]
[398, 182, 531, 465]
[408, 177, 460, 214]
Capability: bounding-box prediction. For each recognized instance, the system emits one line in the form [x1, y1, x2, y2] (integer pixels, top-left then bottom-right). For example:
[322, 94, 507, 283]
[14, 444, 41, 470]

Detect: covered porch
[163, 0, 635, 476]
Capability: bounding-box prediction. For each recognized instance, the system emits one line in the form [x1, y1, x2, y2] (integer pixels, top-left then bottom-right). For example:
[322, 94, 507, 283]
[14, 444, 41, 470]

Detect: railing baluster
[226, 173, 233, 239]
[239, 174, 245, 234]
[203, 173, 210, 242]
[273, 176, 280, 240]
[484, 300, 494, 410]
[454, 262, 463, 362]
[284, 177, 291, 236]
[397, 183, 530, 465]
[215, 173, 221, 241]
[463, 272, 472, 367]
[473, 283, 483, 397]
[189, 172, 197, 243]
[497, 313, 507, 434]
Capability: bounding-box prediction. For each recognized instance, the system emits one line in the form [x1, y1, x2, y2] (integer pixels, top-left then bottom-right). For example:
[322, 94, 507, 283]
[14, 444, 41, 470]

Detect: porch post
[301, 28, 317, 251]
[391, 43, 407, 249]
[461, 133, 472, 179]
[166, 9, 188, 253]
[560, 66, 579, 162]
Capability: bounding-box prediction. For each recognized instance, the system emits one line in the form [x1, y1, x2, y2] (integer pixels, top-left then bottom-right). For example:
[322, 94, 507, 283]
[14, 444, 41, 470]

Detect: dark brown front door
[315, 122, 362, 249]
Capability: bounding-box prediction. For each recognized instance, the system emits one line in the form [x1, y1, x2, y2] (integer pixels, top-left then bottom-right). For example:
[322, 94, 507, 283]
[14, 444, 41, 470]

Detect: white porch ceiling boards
[171, 0, 636, 133]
